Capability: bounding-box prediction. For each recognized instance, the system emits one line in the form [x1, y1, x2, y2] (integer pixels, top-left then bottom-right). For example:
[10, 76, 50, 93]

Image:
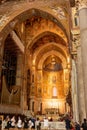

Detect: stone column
[0, 41, 4, 103]
[16, 54, 23, 86]
[71, 59, 79, 122]
[21, 49, 28, 113]
[78, 2, 87, 117]
[77, 45, 86, 122]
[0, 53, 2, 103]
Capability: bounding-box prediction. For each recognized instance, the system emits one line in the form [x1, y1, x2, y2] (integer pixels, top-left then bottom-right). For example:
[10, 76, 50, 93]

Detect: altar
[45, 108, 59, 115]
[41, 121, 66, 130]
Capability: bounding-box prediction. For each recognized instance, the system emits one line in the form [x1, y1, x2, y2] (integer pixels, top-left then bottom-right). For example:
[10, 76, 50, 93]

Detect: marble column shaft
[71, 59, 79, 122]
[79, 6, 87, 117]
[77, 45, 86, 122]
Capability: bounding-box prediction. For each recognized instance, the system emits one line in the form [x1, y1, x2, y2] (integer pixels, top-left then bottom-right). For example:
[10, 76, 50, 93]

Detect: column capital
[76, 0, 87, 10]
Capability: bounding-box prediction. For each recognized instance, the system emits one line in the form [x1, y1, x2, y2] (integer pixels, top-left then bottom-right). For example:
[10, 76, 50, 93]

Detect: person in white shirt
[17, 116, 22, 129]
[35, 117, 41, 130]
[43, 117, 49, 130]
[11, 116, 16, 128]
[2, 118, 7, 130]
[28, 118, 34, 130]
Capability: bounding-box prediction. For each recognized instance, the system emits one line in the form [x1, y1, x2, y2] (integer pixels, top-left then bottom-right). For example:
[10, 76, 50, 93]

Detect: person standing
[35, 117, 41, 130]
[5, 117, 11, 130]
[28, 118, 34, 130]
[23, 118, 28, 129]
[43, 117, 49, 130]
[65, 116, 71, 130]
[75, 122, 80, 130]
[81, 118, 87, 130]
[11, 116, 16, 128]
[17, 116, 22, 129]
[2, 118, 7, 130]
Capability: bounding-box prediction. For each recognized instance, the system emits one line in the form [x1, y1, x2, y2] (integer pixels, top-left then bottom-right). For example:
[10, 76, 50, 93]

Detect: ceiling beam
[10, 31, 24, 53]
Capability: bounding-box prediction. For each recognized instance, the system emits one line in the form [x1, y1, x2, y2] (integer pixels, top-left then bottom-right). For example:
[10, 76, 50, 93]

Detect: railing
[41, 121, 66, 130]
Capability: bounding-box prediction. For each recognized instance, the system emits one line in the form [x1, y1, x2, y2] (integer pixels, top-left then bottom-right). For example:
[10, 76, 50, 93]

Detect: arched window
[74, 13, 79, 27]
[53, 86, 57, 97]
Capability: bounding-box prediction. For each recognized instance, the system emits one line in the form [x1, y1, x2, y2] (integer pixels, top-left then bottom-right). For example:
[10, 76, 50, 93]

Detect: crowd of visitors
[0, 114, 87, 130]
[0, 115, 49, 130]
[1, 115, 36, 130]
[65, 114, 87, 130]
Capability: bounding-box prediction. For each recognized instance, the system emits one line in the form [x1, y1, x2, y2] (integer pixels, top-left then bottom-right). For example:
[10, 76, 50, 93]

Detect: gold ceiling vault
[0, 0, 70, 40]
[33, 43, 68, 63]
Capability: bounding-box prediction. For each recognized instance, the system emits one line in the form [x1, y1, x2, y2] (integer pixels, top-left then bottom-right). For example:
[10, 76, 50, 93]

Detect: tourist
[81, 118, 87, 130]
[65, 116, 71, 130]
[11, 116, 16, 128]
[49, 117, 53, 121]
[28, 118, 34, 130]
[75, 122, 80, 130]
[35, 117, 41, 130]
[5, 116, 11, 130]
[17, 116, 22, 129]
[23, 118, 28, 129]
[70, 120, 75, 130]
[43, 117, 49, 130]
[2, 118, 7, 130]
[31, 117, 36, 129]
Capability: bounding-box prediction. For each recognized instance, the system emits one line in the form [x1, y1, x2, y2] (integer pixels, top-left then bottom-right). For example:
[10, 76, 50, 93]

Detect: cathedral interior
[0, 0, 87, 123]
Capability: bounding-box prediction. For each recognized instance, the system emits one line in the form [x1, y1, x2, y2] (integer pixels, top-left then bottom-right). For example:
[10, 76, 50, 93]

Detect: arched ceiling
[30, 32, 67, 53]
[0, 0, 71, 42]
[33, 43, 68, 61]
[0, 0, 71, 72]
[37, 50, 67, 69]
